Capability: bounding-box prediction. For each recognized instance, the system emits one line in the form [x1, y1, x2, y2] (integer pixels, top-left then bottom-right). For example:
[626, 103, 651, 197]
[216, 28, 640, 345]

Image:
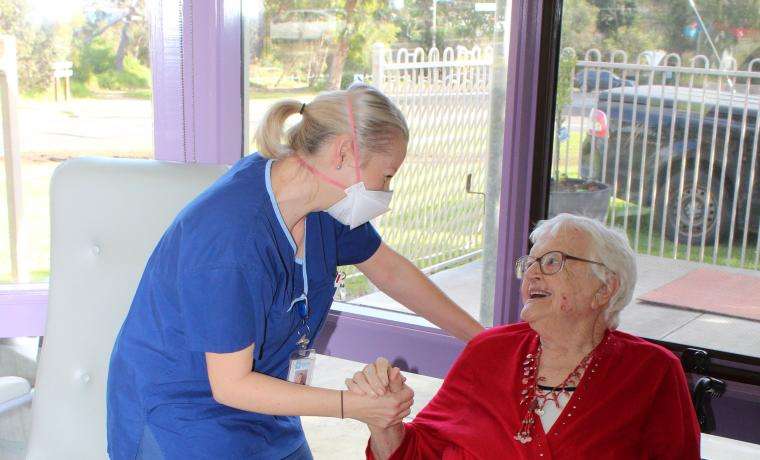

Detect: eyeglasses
[514, 251, 608, 279]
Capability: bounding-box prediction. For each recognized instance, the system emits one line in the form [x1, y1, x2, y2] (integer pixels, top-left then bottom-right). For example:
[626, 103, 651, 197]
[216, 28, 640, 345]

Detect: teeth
[529, 290, 551, 299]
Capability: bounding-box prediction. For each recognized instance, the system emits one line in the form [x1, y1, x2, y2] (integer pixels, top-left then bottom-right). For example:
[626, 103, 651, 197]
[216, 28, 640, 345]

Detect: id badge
[287, 347, 316, 386]
[334, 271, 347, 300]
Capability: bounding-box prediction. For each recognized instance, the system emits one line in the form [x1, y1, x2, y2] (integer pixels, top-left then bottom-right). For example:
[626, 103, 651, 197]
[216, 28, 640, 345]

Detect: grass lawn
[0, 158, 59, 282]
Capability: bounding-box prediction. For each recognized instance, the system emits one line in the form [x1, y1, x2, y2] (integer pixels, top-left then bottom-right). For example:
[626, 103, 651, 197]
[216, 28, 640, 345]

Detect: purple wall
[0, 287, 47, 337]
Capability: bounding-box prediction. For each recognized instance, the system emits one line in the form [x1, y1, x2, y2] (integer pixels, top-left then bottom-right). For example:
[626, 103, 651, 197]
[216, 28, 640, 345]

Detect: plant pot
[548, 178, 611, 223]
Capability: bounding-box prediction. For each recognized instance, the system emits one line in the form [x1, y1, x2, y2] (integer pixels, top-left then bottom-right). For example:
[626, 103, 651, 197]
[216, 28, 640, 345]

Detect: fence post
[372, 43, 385, 90]
[0, 36, 28, 283]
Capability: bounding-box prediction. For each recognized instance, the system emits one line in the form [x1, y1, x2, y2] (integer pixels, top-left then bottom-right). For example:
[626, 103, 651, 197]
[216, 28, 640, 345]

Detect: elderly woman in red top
[347, 213, 701, 459]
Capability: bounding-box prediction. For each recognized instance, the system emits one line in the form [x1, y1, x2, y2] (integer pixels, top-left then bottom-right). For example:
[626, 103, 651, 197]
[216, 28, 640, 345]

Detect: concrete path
[352, 254, 760, 358]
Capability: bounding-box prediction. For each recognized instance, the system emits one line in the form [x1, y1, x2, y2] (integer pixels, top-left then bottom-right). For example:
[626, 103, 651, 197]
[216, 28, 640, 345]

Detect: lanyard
[288, 231, 311, 349]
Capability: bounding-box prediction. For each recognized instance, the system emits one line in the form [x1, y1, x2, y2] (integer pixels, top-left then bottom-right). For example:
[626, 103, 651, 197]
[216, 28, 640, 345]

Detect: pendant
[534, 407, 544, 416]
[514, 433, 532, 444]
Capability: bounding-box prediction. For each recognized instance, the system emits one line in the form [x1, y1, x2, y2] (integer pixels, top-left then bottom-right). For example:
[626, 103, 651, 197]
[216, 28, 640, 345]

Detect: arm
[356, 243, 484, 342]
[368, 424, 406, 460]
[354, 346, 478, 460]
[206, 344, 413, 427]
[347, 362, 409, 459]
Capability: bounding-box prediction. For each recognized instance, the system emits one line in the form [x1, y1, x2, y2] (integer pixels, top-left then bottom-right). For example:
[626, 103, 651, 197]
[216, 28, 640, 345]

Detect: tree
[589, 0, 638, 35]
[1, 0, 59, 94]
[391, 1, 494, 50]
[113, 0, 144, 71]
[261, 0, 397, 90]
[560, 0, 600, 54]
[76, 0, 147, 70]
[327, 0, 357, 89]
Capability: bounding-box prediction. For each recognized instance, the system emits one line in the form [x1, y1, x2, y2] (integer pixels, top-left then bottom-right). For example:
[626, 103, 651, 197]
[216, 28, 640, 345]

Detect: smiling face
[519, 224, 611, 335]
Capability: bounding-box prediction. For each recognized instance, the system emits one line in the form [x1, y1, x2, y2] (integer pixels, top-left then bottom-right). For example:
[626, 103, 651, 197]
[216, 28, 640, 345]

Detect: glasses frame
[514, 250, 608, 279]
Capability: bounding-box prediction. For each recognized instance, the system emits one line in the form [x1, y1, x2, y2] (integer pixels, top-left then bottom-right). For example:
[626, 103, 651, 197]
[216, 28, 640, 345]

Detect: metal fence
[361, 44, 494, 276]
[558, 48, 760, 270]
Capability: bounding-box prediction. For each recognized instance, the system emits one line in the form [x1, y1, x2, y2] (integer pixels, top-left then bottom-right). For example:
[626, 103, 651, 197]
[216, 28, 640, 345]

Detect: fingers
[395, 383, 414, 403]
[352, 371, 379, 398]
[393, 408, 412, 424]
[388, 367, 404, 393]
[374, 357, 391, 387]
[345, 378, 366, 396]
[398, 398, 414, 412]
[363, 363, 387, 396]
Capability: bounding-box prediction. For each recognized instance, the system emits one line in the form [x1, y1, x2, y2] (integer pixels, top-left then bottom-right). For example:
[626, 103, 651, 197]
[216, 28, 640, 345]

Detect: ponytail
[253, 84, 408, 161]
[254, 99, 302, 159]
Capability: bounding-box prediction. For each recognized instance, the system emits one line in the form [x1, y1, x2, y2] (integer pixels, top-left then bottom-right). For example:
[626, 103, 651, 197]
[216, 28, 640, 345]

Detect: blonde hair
[254, 83, 409, 161]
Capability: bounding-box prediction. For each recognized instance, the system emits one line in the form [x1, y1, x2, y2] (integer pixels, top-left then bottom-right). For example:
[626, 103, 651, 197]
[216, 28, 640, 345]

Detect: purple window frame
[0, 0, 547, 379]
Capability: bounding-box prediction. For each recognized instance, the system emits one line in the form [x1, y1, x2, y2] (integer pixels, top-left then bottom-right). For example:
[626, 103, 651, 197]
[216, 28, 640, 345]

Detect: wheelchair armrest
[0, 376, 32, 416]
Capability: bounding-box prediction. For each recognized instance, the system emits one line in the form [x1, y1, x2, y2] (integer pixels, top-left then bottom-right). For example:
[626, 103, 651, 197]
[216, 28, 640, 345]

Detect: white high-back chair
[25, 157, 227, 459]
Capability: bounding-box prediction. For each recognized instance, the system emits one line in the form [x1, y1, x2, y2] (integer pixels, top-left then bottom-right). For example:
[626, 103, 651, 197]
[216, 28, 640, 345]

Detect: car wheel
[657, 169, 730, 246]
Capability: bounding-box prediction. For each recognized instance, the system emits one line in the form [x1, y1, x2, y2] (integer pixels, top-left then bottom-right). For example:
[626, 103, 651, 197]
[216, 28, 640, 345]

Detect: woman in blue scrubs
[106, 84, 484, 459]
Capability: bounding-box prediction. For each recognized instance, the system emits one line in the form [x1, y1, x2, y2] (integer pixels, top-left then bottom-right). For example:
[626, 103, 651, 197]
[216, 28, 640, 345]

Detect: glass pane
[243, 0, 513, 327]
[550, 0, 760, 358]
[1, 0, 154, 285]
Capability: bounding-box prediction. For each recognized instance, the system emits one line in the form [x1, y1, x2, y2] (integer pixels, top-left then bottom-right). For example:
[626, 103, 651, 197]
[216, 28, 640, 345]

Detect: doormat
[637, 268, 760, 322]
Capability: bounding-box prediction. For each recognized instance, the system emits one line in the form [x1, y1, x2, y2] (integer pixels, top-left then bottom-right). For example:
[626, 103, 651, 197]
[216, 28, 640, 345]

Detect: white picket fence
[367, 43, 494, 271]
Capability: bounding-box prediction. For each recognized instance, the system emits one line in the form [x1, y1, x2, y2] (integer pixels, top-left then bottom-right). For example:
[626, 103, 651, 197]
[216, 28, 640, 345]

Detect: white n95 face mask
[325, 182, 393, 230]
[296, 93, 395, 230]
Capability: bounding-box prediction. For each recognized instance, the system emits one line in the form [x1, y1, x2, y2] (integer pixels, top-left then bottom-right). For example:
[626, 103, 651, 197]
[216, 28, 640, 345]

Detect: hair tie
[299, 103, 306, 115]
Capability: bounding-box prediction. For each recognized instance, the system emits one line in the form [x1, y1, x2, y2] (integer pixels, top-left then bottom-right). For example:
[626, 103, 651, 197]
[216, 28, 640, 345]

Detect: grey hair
[254, 83, 409, 161]
[530, 213, 637, 329]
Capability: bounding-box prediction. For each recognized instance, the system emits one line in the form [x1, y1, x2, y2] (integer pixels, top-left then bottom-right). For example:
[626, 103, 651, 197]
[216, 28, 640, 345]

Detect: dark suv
[580, 85, 759, 245]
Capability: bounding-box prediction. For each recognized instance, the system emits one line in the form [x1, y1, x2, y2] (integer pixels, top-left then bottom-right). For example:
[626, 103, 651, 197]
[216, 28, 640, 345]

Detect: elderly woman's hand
[346, 357, 406, 398]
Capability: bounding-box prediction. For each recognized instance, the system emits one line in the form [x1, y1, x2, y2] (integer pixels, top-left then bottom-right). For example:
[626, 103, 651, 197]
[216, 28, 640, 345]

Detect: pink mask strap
[296, 155, 348, 190]
[294, 95, 362, 191]
[345, 95, 363, 183]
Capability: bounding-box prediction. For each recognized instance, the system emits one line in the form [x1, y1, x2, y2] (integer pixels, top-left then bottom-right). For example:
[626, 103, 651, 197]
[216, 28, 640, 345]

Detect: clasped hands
[343, 357, 414, 430]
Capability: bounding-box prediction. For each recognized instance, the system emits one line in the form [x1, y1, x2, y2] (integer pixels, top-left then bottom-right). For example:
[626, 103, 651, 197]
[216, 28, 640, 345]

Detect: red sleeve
[365, 340, 479, 459]
[643, 354, 701, 459]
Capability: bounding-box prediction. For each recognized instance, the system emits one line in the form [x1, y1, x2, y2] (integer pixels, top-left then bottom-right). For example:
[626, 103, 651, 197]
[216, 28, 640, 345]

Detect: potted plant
[548, 49, 611, 222]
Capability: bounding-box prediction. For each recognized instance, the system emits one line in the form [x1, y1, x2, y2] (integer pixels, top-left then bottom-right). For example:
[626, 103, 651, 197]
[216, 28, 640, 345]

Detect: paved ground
[353, 254, 760, 358]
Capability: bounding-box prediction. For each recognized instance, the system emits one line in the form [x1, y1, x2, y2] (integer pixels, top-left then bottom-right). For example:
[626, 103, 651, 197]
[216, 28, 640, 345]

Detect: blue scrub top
[106, 154, 381, 459]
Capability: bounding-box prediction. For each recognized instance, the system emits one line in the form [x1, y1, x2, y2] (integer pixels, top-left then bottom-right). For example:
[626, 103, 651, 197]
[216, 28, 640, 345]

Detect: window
[1, 0, 154, 286]
[243, 0, 513, 333]
[549, 0, 760, 360]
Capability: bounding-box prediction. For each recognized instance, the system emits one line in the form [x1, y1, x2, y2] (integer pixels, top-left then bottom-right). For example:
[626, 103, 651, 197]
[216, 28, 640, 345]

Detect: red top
[367, 323, 700, 460]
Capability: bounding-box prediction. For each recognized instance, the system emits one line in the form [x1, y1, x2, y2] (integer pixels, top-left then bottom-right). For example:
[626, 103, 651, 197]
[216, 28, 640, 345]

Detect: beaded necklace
[514, 342, 599, 444]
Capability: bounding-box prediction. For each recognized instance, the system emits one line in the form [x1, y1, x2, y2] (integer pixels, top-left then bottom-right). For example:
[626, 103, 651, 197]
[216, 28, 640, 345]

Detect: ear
[592, 272, 619, 309]
[335, 135, 355, 169]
